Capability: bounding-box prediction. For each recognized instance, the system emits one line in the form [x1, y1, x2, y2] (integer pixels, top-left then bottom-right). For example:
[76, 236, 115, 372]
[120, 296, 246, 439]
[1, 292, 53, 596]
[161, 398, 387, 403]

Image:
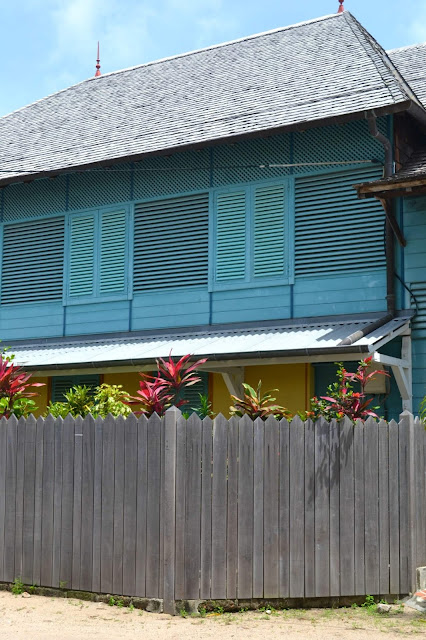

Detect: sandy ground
[0, 591, 425, 639]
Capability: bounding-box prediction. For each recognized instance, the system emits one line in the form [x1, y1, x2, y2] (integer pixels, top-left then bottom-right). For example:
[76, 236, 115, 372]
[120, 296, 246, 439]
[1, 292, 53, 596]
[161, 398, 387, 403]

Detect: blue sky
[1, 0, 425, 117]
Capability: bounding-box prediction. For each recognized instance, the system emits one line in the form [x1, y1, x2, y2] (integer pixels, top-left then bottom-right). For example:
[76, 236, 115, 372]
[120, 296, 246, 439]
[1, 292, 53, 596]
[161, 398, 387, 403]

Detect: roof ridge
[388, 42, 426, 53]
[0, 13, 342, 122]
[343, 11, 424, 108]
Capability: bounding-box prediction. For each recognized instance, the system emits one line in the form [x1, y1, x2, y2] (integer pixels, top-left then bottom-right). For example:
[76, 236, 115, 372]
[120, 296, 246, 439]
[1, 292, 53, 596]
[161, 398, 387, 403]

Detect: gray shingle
[0, 12, 417, 185]
[388, 43, 426, 109]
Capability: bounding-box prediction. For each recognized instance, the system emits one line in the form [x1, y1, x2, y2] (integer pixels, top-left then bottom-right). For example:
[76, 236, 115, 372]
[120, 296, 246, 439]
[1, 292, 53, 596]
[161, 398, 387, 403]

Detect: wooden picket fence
[0, 410, 425, 613]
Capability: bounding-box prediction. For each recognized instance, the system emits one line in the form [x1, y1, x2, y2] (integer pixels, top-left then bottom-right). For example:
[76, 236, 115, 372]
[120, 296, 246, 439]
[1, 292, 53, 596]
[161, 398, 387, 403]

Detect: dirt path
[0, 591, 425, 639]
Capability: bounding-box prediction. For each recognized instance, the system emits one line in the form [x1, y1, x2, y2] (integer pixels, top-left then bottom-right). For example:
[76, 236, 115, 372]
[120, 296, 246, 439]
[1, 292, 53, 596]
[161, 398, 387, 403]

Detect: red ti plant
[129, 353, 207, 417]
[307, 356, 389, 421]
[0, 354, 45, 418]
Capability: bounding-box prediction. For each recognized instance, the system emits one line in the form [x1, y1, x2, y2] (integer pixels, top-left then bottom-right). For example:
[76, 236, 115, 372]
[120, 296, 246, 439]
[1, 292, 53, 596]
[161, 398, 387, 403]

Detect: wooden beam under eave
[355, 176, 426, 197]
[379, 197, 407, 247]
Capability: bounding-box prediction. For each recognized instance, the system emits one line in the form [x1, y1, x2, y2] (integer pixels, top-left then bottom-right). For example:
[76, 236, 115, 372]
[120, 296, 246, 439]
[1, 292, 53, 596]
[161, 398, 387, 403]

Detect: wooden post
[163, 407, 179, 615]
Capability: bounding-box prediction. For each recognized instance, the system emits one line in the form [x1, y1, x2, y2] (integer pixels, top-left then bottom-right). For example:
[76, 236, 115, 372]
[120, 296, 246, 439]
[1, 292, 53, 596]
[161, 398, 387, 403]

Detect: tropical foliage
[420, 395, 426, 427]
[305, 356, 389, 421]
[0, 354, 44, 418]
[129, 353, 207, 417]
[230, 381, 291, 420]
[47, 383, 132, 418]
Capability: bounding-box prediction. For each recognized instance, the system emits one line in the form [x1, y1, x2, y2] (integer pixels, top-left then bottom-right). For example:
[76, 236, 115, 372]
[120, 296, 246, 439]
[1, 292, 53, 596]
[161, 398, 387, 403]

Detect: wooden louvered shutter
[51, 374, 100, 402]
[1, 216, 65, 304]
[99, 209, 127, 294]
[215, 190, 246, 281]
[69, 214, 95, 297]
[179, 372, 209, 415]
[254, 183, 285, 277]
[134, 193, 208, 291]
[294, 169, 385, 277]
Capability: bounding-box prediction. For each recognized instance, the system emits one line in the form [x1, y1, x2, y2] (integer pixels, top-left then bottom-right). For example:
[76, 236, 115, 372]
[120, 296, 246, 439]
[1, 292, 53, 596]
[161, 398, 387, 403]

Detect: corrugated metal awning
[9, 312, 413, 372]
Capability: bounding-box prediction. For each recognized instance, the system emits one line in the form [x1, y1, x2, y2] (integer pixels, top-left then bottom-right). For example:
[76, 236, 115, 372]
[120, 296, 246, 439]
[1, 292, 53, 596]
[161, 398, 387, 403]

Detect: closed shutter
[411, 282, 426, 331]
[100, 209, 127, 294]
[180, 372, 209, 415]
[294, 169, 385, 277]
[1, 216, 65, 304]
[134, 193, 208, 291]
[69, 214, 95, 297]
[254, 183, 285, 277]
[215, 190, 246, 281]
[51, 374, 100, 402]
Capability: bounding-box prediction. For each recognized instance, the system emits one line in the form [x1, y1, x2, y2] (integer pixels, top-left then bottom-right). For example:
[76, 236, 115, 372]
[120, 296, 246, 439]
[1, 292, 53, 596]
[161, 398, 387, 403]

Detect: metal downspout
[367, 112, 396, 316]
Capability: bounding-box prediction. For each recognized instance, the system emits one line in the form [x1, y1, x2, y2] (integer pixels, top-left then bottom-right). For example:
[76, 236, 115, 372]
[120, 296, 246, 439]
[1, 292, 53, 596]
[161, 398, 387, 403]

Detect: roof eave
[0, 100, 413, 189]
[355, 174, 426, 197]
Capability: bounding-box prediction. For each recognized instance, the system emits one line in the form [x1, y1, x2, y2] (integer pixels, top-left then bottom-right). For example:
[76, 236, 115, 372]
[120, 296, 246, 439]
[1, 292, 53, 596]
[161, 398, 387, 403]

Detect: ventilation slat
[1, 217, 65, 304]
[294, 168, 385, 277]
[134, 193, 209, 291]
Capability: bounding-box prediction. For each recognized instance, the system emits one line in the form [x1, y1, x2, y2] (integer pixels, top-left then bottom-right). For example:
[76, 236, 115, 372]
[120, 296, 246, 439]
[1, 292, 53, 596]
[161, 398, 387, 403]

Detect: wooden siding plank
[80, 415, 95, 592]
[304, 419, 315, 597]
[279, 418, 290, 598]
[135, 415, 148, 597]
[388, 420, 400, 594]
[91, 417, 104, 594]
[0, 419, 7, 582]
[185, 414, 202, 599]
[378, 419, 390, 595]
[14, 417, 25, 582]
[364, 418, 380, 595]
[52, 418, 63, 588]
[339, 417, 355, 597]
[113, 415, 125, 596]
[253, 417, 264, 598]
[40, 416, 55, 588]
[60, 415, 74, 589]
[264, 416, 279, 598]
[226, 416, 238, 599]
[101, 415, 114, 594]
[123, 414, 138, 597]
[174, 415, 186, 600]
[200, 417, 213, 600]
[32, 417, 44, 588]
[211, 414, 227, 599]
[314, 418, 330, 597]
[72, 416, 83, 590]
[22, 415, 36, 585]
[329, 419, 340, 597]
[289, 416, 304, 598]
[353, 419, 365, 596]
[4, 417, 17, 583]
[238, 415, 254, 599]
[146, 413, 161, 597]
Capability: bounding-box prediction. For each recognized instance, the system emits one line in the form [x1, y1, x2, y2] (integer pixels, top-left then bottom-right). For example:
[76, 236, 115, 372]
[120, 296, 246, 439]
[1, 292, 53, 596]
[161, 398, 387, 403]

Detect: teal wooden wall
[0, 118, 389, 340]
[401, 195, 426, 416]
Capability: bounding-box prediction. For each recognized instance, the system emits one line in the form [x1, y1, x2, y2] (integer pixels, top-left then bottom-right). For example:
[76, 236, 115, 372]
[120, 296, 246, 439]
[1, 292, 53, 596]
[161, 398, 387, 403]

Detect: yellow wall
[211, 363, 314, 417]
[31, 376, 49, 416]
[102, 371, 141, 395]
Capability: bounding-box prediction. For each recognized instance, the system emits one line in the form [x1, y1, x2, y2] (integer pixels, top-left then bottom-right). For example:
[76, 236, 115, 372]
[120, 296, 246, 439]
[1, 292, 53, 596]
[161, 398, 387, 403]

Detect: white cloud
[406, 1, 426, 43]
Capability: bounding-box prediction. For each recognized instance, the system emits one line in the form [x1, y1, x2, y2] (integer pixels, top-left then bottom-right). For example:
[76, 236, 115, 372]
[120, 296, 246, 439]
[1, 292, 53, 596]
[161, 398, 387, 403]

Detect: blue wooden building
[0, 10, 425, 417]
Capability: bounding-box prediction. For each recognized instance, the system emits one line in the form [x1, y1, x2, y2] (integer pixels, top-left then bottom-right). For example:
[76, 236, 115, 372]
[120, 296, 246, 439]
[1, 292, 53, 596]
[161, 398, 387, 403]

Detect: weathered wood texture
[0, 412, 424, 601]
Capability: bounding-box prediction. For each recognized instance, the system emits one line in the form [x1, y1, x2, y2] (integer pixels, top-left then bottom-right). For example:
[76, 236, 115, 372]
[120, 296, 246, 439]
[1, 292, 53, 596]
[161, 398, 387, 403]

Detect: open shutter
[69, 214, 95, 297]
[134, 193, 208, 291]
[215, 190, 246, 281]
[254, 183, 285, 277]
[1, 216, 65, 304]
[294, 168, 385, 277]
[99, 209, 127, 294]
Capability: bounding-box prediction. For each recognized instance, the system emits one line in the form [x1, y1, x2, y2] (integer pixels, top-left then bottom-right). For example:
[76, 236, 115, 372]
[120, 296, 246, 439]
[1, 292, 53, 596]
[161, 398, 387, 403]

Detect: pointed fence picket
[0, 410, 425, 611]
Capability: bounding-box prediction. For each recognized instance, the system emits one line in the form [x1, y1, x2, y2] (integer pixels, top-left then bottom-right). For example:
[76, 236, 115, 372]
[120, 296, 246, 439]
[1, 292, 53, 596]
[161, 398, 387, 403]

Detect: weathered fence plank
[22, 415, 36, 585]
[340, 417, 355, 597]
[92, 416, 104, 594]
[388, 419, 400, 594]
[100, 414, 115, 594]
[289, 416, 305, 598]
[52, 417, 63, 588]
[253, 417, 264, 598]
[0, 419, 6, 583]
[279, 418, 290, 598]
[364, 418, 380, 594]
[4, 417, 17, 583]
[226, 416, 238, 599]
[211, 414, 228, 599]
[72, 415, 83, 590]
[314, 418, 330, 597]
[238, 415, 254, 599]
[112, 415, 125, 596]
[304, 418, 315, 597]
[32, 417, 44, 587]
[398, 414, 410, 594]
[40, 415, 55, 587]
[60, 415, 74, 589]
[200, 417, 213, 600]
[378, 419, 390, 595]
[123, 414, 137, 597]
[80, 414, 95, 592]
[264, 415, 279, 598]
[353, 419, 365, 596]
[184, 414, 202, 599]
[135, 415, 148, 598]
[15, 417, 25, 581]
[329, 418, 340, 597]
[146, 413, 161, 597]
[175, 414, 186, 600]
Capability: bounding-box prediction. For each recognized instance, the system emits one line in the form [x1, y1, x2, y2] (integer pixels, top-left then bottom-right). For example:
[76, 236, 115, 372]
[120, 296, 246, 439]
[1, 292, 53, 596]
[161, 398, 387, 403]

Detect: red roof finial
[338, 0, 344, 12]
[95, 41, 101, 77]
